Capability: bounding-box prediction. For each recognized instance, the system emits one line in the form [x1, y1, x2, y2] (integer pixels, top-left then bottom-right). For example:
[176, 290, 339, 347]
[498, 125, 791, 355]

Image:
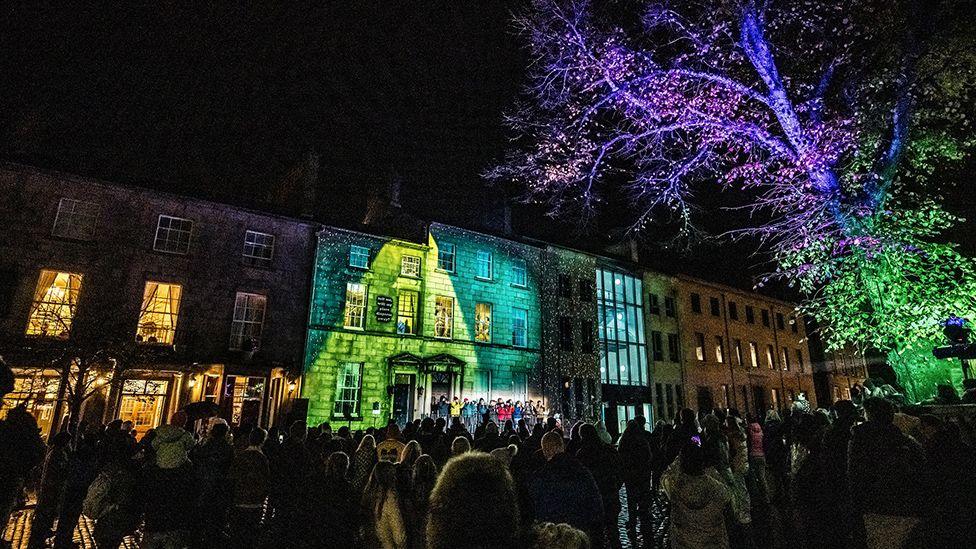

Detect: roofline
[674, 273, 799, 308]
[0, 161, 319, 228]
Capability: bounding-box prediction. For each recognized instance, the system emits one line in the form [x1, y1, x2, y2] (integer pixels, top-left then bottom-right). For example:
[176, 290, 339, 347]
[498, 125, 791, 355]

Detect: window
[721, 384, 730, 409]
[396, 291, 418, 335]
[153, 215, 192, 254]
[776, 312, 785, 330]
[475, 250, 493, 279]
[749, 342, 759, 368]
[791, 316, 799, 333]
[666, 384, 676, 418]
[656, 383, 666, 421]
[474, 370, 492, 400]
[596, 269, 647, 386]
[733, 339, 743, 367]
[695, 332, 705, 361]
[781, 347, 790, 371]
[667, 333, 680, 362]
[136, 282, 182, 344]
[475, 303, 492, 342]
[52, 198, 99, 241]
[230, 292, 267, 350]
[761, 309, 770, 327]
[434, 296, 454, 338]
[511, 258, 527, 287]
[349, 245, 370, 269]
[690, 293, 702, 313]
[559, 274, 572, 299]
[437, 243, 456, 272]
[581, 320, 594, 353]
[795, 349, 804, 373]
[400, 255, 421, 277]
[343, 283, 367, 329]
[579, 280, 593, 301]
[728, 301, 738, 321]
[512, 307, 528, 347]
[242, 230, 275, 267]
[771, 388, 780, 410]
[715, 336, 725, 363]
[766, 344, 775, 369]
[710, 297, 721, 317]
[651, 331, 663, 361]
[745, 305, 755, 324]
[559, 316, 573, 351]
[333, 362, 363, 416]
[648, 294, 661, 315]
[25, 270, 82, 338]
[664, 296, 677, 318]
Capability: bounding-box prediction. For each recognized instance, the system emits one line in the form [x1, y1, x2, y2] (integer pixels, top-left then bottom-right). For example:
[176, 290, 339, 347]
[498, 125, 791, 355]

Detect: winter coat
[151, 425, 194, 469]
[307, 473, 358, 547]
[618, 428, 653, 484]
[34, 445, 70, 516]
[461, 402, 475, 417]
[228, 447, 270, 507]
[662, 459, 730, 549]
[449, 400, 463, 417]
[83, 462, 140, 535]
[351, 446, 379, 494]
[848, 420, 931, 517]
[529, 452, 605, 547]
[191, 434, 234, 509]
[512, 405, 524, 421]
[438, 401, 450, 417]
[372, 492, 407, 549]
[747, 422, 765, 458]
[140, 462, 198, 533]
[576, 441, 624, 513]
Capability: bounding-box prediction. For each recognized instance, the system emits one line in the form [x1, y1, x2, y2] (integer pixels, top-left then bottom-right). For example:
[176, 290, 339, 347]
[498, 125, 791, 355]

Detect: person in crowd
[449, 396, 463, 422]
[576, 423, 623, 549]
[664, 408, 700, 468]
[529, 522, 592, 549]
[517, 418, 531, 440]
[474, 421, 506, 452]
[530, 430, 605, 548]
[911, 416, 976, 548]
[141, 413, 198, 549]
[191, 419, 235, 545]
[271, 420, 313, 546]
[477, 398, 490, 425]
[722, 415, 752, 537]
[744, 414, 769, 506]
[461, 398, 476, 432]
[351, 434, 379, 494]
[961, 378, 976, 404]
[451, 435, 471, 456]
[513, 400, 525, 424]
[430, 396, 439, 419]
[490, 443, 519, 467]
[228, 427, 270, 548]
[617, 419, 652, 534]
[524, 400, 537, 427]
[361, 460, 407, 549]
[27, 431, 72, 549]
[426, 452, 521, 549]
[53, 423, 100, 549]
[396, 440, 422, 502]
[848, 397, 931, 549]
[83, 440, 140, 549]
[408, 455, 438, 549]
[438, 395, 450, 420]
[595, 420, 613, 445]
[662, 440, 730, 549]
[308, 451, 358, 548]
[762, 409, 789, 505]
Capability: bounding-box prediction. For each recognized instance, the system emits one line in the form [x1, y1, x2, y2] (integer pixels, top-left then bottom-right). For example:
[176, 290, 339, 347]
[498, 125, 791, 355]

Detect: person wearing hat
[140, 412, 198, 548]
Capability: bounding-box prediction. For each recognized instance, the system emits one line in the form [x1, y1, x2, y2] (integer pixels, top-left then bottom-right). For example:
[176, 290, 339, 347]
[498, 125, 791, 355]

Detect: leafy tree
[491, 0, 976, 400]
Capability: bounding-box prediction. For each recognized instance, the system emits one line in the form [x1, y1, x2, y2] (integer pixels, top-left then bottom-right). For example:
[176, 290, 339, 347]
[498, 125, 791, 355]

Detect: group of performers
[429, 395, 547, 430]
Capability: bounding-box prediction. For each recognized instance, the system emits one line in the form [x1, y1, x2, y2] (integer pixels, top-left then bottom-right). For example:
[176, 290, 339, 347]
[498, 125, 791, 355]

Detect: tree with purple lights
[491, 0, 976, 399]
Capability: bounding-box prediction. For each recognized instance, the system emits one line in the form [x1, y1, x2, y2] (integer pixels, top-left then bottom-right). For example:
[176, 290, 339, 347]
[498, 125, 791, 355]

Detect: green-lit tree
[491, 0, 976, 400]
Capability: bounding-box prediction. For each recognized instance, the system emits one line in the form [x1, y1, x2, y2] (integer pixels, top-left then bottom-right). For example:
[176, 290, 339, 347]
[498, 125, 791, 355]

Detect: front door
[392, 374, 415, 427]
[430, 371, 454, 402]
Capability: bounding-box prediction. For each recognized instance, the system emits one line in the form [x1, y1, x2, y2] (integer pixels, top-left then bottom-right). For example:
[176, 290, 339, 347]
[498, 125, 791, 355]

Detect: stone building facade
[0, 163, 315, 437]
[675, 275, 817, 416]
[643, 271, 684, 423]
[811, 345, 869, 404]
[302, 223, 543, 429]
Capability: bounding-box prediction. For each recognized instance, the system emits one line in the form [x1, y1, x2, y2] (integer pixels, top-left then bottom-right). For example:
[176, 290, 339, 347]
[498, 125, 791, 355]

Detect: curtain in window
[32, 270, 58, 303]
[66, 274, 82, 308]
[141, 282, 159, 315]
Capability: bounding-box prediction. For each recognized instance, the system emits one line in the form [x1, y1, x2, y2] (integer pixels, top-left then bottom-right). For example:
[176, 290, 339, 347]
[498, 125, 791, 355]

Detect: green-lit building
[302, 223, 543, 428]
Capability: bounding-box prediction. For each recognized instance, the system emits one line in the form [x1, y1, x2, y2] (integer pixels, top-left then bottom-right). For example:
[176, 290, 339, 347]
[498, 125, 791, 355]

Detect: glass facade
[596, 268, 647, 386]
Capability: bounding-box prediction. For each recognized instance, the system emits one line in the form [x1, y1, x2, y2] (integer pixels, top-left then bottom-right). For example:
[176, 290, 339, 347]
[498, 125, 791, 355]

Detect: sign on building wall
[375, 295, 394, 322]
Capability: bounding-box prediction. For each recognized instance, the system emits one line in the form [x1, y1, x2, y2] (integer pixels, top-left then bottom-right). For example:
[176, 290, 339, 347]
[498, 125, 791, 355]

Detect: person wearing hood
[662, 440, 730, 549]
[595, 420, 613, 445]
[141, 412, 198, 549]
[576, 423, 623, 549]
[530, 431, 606, 548]
[618, 419, 653, 534]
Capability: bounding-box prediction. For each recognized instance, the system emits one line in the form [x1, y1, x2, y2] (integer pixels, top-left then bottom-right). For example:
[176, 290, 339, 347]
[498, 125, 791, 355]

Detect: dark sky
[1, 3, 971, 295]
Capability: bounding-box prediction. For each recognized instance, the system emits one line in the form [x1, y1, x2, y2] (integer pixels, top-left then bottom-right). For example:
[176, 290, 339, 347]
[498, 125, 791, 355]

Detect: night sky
[2, 3, 972, 294]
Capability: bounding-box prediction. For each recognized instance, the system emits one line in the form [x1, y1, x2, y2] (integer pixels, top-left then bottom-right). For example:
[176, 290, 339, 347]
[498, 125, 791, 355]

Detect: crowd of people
[1, 389, 975, 549]
[428, 395, 546, 432]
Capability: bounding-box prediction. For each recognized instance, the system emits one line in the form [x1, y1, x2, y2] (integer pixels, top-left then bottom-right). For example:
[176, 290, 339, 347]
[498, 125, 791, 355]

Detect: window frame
[667, 333, 680, 362]
[475, 302, 493, 343]
[695, 332, 705, 361]
[396, 291, 418, 335]
[343, 282, 368, 329]
[709, 296, 721, 317]
[332, 362, 364, 417]
[153, 215, 193, 255]
[651, 330, 664, 361]
[434, 295, 455, 339]
[400, 255, 422, 278]
[690, 293, 702, 314]
[511, 258, 527, 287]
[728, 301, 738, 321]
[512, 307, 528, 348]
[25, 270, 83, 339]
[229, 292, 267, 351]
[475, 250, 493, 280]
[664, 296, 677, 318]
[745, 305, 755, 324]
[349, 245, 370, 270]
[714, 335, 725, 363]
[242, 230, 275, 268]
[52, 198, 99, 241]
[136, 281, 182, 345]
[437, 243, 456, 272]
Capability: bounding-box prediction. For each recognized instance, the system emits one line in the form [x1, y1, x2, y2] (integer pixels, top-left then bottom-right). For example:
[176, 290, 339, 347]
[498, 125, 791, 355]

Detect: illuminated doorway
[118, 379, 169, 438]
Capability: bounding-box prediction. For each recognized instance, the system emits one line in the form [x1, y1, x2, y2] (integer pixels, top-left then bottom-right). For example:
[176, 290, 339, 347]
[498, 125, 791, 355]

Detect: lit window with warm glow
[25, 270, 83, 339]
[343, 283, 367, 329]
[434, 296, 454, 338]
[475, 302, 492, 342]
[136, 282, 182, 344]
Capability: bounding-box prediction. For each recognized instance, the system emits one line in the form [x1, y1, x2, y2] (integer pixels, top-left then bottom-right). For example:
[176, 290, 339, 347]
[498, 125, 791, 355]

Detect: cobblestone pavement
[2, 507, 139, 549]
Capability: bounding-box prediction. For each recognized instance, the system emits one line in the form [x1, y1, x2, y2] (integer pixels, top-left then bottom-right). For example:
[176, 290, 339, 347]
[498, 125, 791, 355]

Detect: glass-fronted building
[597, 266, 653, 434]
